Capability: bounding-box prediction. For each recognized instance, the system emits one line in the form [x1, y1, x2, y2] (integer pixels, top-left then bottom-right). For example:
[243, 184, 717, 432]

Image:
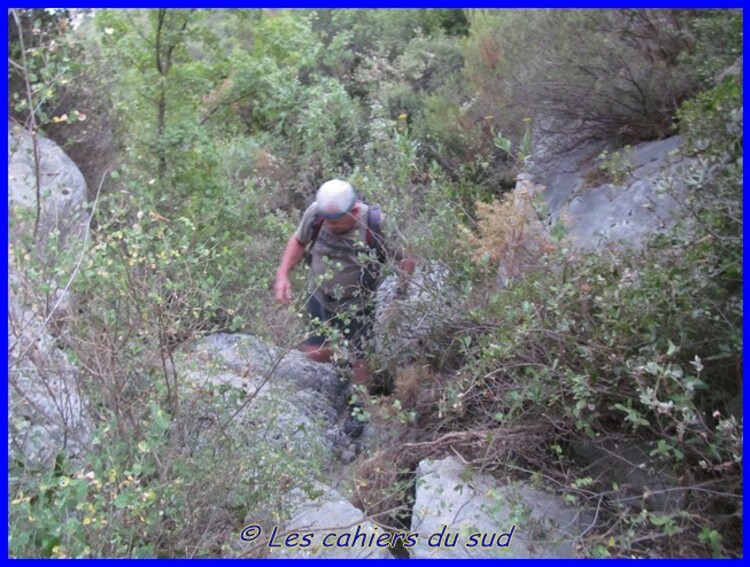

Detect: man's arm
[274, 234, 306, 304]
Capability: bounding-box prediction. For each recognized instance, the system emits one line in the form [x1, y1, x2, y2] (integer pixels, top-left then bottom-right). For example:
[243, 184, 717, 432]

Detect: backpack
[305, 204, 387, 289]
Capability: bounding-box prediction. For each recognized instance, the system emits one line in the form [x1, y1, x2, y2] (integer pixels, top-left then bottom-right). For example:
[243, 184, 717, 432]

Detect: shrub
[8, 9, 82, 128]
[425, 65, 742, 557]
[462, 10, 733, 150]
[583, 145, 635, 187]
[461, 176, 553, 285]
[9, 380, 330, 558]
[434, 238, 741, 556]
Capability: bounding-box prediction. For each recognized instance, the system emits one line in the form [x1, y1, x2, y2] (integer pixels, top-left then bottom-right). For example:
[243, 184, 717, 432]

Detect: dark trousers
[303, 293, 374, 358]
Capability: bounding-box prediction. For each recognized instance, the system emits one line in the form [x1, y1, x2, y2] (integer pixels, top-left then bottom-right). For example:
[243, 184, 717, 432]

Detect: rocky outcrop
[374, 262, 453, 364]
[263, 482, 393, 559]
[8, 295, 92, 469]
[176, 334, 395, 557]
[8, 121, 92, 469]
[538, 136, 691, 251]
[175, 333, 352, 465]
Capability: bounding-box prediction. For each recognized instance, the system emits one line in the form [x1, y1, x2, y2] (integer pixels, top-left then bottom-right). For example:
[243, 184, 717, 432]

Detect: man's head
[316, 179, 359, 232]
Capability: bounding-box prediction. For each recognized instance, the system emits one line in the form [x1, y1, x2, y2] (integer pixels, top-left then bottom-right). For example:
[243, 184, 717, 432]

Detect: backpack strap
[304, 213, 325, 265]
[308, 204, 385, 262]
[366, 205, 387, 264]
[310, 213, 325, 246]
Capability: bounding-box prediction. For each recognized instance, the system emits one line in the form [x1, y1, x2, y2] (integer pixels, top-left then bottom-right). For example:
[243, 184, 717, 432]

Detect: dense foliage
[8, 8, 742, 558]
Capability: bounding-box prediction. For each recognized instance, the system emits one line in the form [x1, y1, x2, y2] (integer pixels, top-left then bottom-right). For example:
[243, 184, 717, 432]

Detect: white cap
[316, 179, 357, 219]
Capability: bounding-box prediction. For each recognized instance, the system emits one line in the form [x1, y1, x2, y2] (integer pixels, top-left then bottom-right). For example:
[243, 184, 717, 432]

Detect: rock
[538, 136, 691, 251]
[8, 120, 87, 255]
[410, 456, 590, 558]
[374, 261, 455, 363]
[174, 333, 365, 554]
[8, 121, 92, 470]
[563, 137, 688, 250]
[260, 481, 393, 559]
[714, 55, 742, 86]
[181, 333, 348, 404]
[175, 333, 350, 461]
[8, 293, 92, 469]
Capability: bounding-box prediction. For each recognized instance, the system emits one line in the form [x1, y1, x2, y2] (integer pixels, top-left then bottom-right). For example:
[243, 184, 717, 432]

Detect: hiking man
[274, 179, 415, 392]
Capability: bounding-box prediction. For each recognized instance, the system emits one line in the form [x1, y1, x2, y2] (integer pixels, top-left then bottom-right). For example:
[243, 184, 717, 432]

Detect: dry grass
[464, 176, 556, 286]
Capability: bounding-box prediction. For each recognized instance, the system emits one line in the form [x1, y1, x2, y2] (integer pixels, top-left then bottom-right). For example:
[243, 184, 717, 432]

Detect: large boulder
[374, 262, 454, 365]
[175, 333, 352, 462]
[410, 456, 591, 558]
[176, 334, 391, 556]
[8, 121, 92, 470]
[8, 282, 93, 469]
[261, 481, 393, 559]
[8, 120, 87, 254]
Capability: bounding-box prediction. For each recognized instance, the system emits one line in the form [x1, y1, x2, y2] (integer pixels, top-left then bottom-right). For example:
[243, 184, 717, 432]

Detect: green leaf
[41, 535, 62, 558]
[114, 493, 131, 509]
[459, 466, 474, 483]
[667, 339, 678, 356]
[154, 408, 170, 433]
[650, 514, 674, 527]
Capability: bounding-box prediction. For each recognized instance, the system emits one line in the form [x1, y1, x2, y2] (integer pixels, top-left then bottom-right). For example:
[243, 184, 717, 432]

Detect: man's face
[324, 205, 358, 233]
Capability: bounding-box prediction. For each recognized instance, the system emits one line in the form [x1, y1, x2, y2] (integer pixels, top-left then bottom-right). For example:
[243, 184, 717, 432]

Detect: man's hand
[274, 274, 293, 304]
[274, 234, 307, 304]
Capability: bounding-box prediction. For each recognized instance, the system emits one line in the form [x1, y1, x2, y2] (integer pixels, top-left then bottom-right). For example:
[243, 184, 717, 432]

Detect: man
[274, 179, 414, 429]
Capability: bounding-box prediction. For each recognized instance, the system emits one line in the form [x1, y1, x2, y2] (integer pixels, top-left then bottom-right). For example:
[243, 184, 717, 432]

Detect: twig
[10, 9, 42, 240]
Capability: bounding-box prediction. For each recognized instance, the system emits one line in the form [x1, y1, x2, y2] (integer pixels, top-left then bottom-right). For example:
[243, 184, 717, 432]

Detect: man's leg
[345, 303, 375, 390]
[341, 306, 375, 439]
[299, 294, 336, 362]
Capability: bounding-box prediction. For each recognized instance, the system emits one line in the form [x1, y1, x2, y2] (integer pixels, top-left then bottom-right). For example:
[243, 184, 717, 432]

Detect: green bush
[434, 237, 741, 556]
[8, 9, 83, 128]
[425, 64, 742, 558]
[10, 386, 329, 558]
